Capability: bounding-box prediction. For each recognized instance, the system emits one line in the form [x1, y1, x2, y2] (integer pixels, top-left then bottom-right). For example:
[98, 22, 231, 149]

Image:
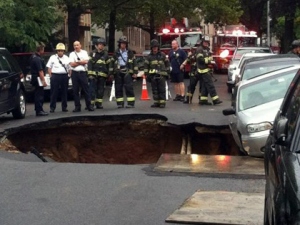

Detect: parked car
[12, 52, 73, 100]
[0, 48, 26, 119]
[231, 54, 300, 108]
[264, 67, 300, 225]
[223, 65, 300, 157]
[227, 46, 273, 88]
[227, 52, 274, 93]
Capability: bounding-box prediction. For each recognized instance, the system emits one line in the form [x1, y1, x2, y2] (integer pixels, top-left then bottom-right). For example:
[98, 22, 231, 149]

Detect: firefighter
[110, 36, 138, 108]
[196, 38, 222, 105]
[144, 39, 170, 108]
[87, 37, 110, 109]
[287, 40, 300, 57]
[183, 47, 201, 104]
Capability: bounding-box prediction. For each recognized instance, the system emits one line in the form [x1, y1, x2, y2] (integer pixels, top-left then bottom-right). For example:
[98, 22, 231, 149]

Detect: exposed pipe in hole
[180, 136, 187, 155]
[187, 135, 192, 155]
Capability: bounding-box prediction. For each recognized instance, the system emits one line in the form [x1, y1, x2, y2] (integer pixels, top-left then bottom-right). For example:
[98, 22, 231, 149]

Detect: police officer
[46, 43, 70, 113]
[288, 40, 300, 56]
[87, 37, 110, 109]
[110, 36, 138, 108]
[144, 39, 170, 108]
[69, 41, 94, 112]
[30, 44, 48, 116]
[196, 37, 222, 105]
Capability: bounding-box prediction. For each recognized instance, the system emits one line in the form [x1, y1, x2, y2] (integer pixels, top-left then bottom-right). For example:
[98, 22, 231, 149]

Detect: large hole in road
[0, 115, 242, 164]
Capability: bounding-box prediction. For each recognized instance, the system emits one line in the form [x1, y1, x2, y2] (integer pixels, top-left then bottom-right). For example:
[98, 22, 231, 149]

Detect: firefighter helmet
[150, 39, 159, 48]
[55, 43, 66, 51]
[291, 40, 300, 48]
[118, 36, 128, 43]
[95, 37, 106, 46]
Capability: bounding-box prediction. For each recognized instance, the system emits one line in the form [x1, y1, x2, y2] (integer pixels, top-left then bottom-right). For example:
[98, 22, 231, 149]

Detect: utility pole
[267, 0, 270, 46]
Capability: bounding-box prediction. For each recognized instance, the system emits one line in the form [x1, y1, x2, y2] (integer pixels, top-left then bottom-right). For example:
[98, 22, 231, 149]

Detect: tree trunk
[149, 8, 156, 40]
[67, 5, 83, 51]
[282, 0, 296, 53]
[108, 9, 117, 53]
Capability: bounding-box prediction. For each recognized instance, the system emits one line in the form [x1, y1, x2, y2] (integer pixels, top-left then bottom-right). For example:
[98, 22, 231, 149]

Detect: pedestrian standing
[46, 43, 70, 113]
[196, 38, 222, 105]
[87, 37, 110, 109]
[110, 36, 138, 108]
[69, 41, 94, 112]
[144, 39, 170, 108]
[30, 44, 48, 116]
[168, 40, 187, 102]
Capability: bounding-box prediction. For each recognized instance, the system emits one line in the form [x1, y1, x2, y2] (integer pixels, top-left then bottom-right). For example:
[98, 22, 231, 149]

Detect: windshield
[233, 48, 271, 60]
[238, 69, 297, 111]
[217, 36, 257, 48]
[242, 60, 298, 80]
[159, 33, 202, 48]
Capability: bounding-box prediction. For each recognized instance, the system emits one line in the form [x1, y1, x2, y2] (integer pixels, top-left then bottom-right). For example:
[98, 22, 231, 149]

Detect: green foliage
[272, 8, 300, 40]
[197, 0, 243, 26]
[0, 0, 62, 51]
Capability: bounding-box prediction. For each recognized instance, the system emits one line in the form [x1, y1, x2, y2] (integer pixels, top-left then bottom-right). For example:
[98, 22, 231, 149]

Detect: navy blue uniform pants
[50, 73, 69, 110]
[71, 71, 91, 109]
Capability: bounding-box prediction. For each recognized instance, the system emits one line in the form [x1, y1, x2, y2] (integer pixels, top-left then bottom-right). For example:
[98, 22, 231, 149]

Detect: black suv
[264, 67, 300, 224]
[0, 48, 26, 119]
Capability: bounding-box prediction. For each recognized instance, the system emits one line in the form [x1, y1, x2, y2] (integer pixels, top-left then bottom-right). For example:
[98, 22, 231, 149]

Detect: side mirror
[222, 108, 235, 116]
[274, 118, 288, 146]
[0, 70, 9, 79]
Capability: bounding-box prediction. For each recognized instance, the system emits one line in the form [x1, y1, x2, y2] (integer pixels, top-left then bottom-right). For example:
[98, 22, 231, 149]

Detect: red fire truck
[157, 26, 203, 76]
[212, 25, 258, 72]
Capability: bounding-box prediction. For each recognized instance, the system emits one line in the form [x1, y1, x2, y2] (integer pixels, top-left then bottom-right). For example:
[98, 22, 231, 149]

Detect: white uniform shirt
[118, 49, 128, 66]
[46, 54, 70, 74]
[69, 50, 89, 71]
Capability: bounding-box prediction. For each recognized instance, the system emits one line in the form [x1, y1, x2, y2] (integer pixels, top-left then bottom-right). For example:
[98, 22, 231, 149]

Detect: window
[284, 73, 300, 146]
[0, 54, 12, 72]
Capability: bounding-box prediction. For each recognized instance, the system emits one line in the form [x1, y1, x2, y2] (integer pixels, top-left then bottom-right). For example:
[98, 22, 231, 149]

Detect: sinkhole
[0, 115, 242, 164]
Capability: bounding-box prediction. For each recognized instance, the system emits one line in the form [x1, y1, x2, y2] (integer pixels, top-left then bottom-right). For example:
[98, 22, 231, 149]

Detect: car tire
[12, 90, 26, 119]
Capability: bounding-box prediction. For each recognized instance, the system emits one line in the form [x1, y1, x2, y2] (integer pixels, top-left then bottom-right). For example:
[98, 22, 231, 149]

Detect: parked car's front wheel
[12, 90, 26, 119]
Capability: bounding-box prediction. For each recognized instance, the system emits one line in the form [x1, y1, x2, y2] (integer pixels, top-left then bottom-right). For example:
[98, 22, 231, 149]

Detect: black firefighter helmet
[150, 39, 159, 48]
[291, 39, 300, 48]
[118, 36, 128, 43]
[95, 37, 106, 46]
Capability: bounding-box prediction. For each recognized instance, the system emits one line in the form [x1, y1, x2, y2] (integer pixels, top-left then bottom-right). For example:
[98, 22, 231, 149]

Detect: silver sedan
[223, 65, 300, 157]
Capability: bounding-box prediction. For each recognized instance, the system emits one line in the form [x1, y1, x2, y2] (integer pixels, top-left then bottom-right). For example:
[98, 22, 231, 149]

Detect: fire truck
[212, 25, 258, 72]
[156, 21, 203, 76]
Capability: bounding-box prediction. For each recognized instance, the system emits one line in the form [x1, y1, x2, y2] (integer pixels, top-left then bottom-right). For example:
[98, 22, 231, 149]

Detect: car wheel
[12, 90, 26, 119]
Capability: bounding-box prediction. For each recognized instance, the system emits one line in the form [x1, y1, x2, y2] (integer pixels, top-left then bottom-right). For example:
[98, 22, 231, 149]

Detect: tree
[0, 0, 61, 52]
[197, 0, 243, 27]
[239, 0, 267, 36]
[92, 0, 137, 52]
[270, 0, 300, 52]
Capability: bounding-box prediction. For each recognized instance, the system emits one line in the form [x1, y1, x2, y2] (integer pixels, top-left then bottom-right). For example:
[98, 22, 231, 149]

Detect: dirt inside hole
[0, 119, 240, 164]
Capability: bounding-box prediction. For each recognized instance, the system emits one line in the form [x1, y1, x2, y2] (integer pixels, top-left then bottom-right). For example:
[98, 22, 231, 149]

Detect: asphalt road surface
[0, 74, 266, 225]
